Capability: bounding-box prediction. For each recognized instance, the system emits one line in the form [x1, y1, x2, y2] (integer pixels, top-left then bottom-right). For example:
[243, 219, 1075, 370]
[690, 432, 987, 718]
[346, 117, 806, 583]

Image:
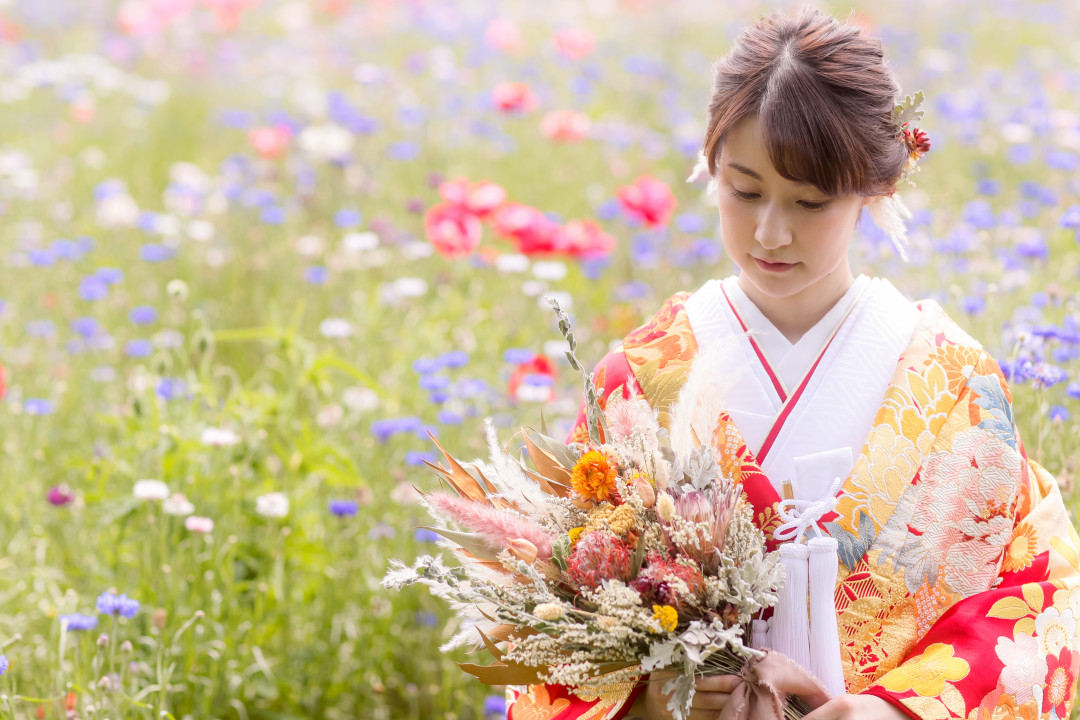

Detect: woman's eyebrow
[727, 162, 762, 180]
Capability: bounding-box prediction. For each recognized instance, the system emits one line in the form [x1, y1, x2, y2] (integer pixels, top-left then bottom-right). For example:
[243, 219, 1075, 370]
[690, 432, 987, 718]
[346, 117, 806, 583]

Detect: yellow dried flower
[568, 527, 584, 545]
[607, 505, 637, 536]
[570, 449, 619, 502]
[652, 604, 678, 633]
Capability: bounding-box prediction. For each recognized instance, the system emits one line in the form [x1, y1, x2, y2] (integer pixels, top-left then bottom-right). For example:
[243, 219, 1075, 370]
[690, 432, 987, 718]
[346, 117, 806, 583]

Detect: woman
[507, 7, 1080, 720]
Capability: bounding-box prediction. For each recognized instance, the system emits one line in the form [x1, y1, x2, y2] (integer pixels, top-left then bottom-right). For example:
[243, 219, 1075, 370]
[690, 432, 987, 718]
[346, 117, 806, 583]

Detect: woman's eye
[730, 188, 759, 201]
[798, 200, 830, 211]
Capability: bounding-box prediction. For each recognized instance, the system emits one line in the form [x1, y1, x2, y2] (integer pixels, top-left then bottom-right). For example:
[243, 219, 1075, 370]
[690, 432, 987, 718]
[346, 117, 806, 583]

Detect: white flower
[1035, 606, 1076, 657]
[534, 603, 566, 621]
[656, 492, 676, 522]
[298, 123, 353, 161]
[342, 232, 379, 253]
[133, 479, 169, 501]
[96, 194, 138, 228]
[162, 493, 194, 516]
[343, 386, 378, 412]
[255, 492, 289, 518]
[994, 633, 1046, 704]
[184, 516, 214, 533]
[200, 427, 240, 446]
[319, 318, 354, 339]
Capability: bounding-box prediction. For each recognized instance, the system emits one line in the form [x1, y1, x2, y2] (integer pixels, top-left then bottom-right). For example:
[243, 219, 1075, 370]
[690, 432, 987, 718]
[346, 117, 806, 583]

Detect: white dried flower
[656, 492, 676, 521]
[534, 603, 565, 621]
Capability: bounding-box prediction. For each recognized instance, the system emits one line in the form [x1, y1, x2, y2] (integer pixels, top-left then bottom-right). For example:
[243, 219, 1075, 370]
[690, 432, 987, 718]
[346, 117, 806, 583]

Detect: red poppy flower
[248, 125, 291, 160]
[491, 82, 538, 114]
[437, 177, 507, 219]
[615, 175, 676, 228]
[507, 355, 556, 402]
[491, 203, 561, 255]
[0, 364, 6, 401]
[424, 202, 482, 259]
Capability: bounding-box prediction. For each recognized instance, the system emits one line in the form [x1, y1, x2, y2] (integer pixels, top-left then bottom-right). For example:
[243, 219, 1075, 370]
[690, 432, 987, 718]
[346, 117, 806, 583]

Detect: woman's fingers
[695, 674, 741, 693]
[690, 690, 730, 710]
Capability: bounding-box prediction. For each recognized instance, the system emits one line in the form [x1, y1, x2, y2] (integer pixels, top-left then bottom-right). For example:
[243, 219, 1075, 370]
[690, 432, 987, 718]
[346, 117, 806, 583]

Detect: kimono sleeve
[861, 356, 1080, 720]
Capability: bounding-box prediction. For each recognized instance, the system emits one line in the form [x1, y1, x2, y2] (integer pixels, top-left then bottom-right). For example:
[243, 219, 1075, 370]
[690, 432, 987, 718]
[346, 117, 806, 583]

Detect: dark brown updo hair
[703, 8, 909, 197]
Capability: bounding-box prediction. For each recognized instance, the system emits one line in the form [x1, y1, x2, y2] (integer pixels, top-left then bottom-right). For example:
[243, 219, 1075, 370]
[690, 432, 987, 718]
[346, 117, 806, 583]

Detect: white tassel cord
[868, 194, 913, 262]
[771, 543, 812, 674]
[808, 536, 846, 698]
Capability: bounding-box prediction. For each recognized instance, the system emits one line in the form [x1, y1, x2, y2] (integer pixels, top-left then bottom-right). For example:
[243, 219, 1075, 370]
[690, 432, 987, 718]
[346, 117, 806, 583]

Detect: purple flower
[71, 317, 100, 338]
[129, 306, 158, 325]
[437, 351, 469, 368]
[79, 277, 109, 301]
[405, 451, 435, 466]
[414, 610, 439, 627]
[334, 209, 362, 228]
[419, 375, 450, 391]
[975, 178, 1001, 195]
[60, 613, 99, 631]
[412, 357, 442, 374]
[28, 248, 58, 266]
[428, 391, 449, 404]
[97, 591, 139, 618]
[961, 296, 985, 315]
[0, 655, 7, 675]
[1066, 382, 1080, 401]
[386, 141, 420, 160]
[674, 212, 706, 234]
[261, 206, 287, 225]
[414, 528, 440, 543]
[125, 340, 153, 358]
[155, 378, 187, 401]
[140, 244, 175, 263]
[1031, 363, 1068, 389]
[328, 499, 359, 517]
[24, 399, 55, 415]
[369, 416, 423, 444]
[1049, 406, 1071, 423]
[47, 485, 75, 506]
[1060, 205, 1080, 230]
[437, 409, 464, 425]
[305, 266, 328, 285]
[96, 267, 124, 285]
[502, 348, 535, 364]
[484, 694, 506, 718]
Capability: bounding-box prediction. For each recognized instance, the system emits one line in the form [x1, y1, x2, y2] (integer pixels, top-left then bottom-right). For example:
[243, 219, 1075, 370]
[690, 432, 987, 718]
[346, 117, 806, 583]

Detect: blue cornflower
[369, 416, 423, 444]
[595, 199, 620, 221]
[1049, 406, 1071, 423]
[521, 373, 554, 387]
[428, 391, 449, 404]
[0, 654, 7, 675]
[438, 350, 469, 368]
[674, 212, 706, 234]
[617, 281, 651, 301]
[334, 209, 362, 228]
[60, 613, 99, 631]
[405, 451, 435, 466]
[129, 306, 158, 325]
[328, 499, 359, 517]
[97, 591, 139, 618]
[456, 378, 489, 398]
[71, 317, 99, 338]
[484, 694, 506, 718]
[414, 528, 440, 543]
[260, 206, 287, 224]
[93, 179, 127, 200]
[24, 399, 55, 415]
[502, 348, 535, 364]
[79, 277, 109, 301]
[140, 244, 175, 263]
[96, 267, 124, 285]
[1060, 205, 1080, 230]
[437, 409, 464, 425]
[305, 266, 328, 285]
[975, 178, 1001, 196]
[419, 375, 450, 391]
[124, 340, 153, 358]
[386, 141, 420, 160]
[414, 611, 439, 627]
[28, 248, 58, 266]
[1066, 382, 1080, 401]
[412, 357, 442, 374]
[961, 296, 985, 315]
[1031, 363, 1068, 389]
[156, 378, 187, 401]
[962, 200, 995, 229]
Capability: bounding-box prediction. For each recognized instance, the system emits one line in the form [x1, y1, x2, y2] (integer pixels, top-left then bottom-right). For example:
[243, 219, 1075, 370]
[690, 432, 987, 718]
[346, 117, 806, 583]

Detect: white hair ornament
[686, 150, 718, 197]
[868, 193, 913, 262]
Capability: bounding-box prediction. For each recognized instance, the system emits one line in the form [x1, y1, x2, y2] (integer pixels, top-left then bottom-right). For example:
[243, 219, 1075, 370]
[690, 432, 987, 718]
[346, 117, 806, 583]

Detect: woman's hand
[627, 671, 740, 719]
[801, 694, 910, 720]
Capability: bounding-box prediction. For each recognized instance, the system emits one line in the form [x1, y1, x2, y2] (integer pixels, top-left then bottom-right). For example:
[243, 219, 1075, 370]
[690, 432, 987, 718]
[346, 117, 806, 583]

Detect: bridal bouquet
[384, 300, 804, 720]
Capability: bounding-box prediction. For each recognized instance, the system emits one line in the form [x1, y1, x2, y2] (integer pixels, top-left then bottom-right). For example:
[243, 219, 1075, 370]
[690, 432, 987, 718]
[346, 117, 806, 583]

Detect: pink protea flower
[668, 487, 738, 572]
[566, 530, 633, 591]
[616, 175, 677, 228]
[248, 125, 291, 160]
[438, 177, 507, 219]
[540, 110, 591, 142]
[485, 18, 524, 54]
[492, 82, 539, 114]
[553, 28, 596, 60]
[556, 220, 615, 259]
[424, 202, 483, 258]
[491, 202, 561, 255]
[631, 552, 705, 610]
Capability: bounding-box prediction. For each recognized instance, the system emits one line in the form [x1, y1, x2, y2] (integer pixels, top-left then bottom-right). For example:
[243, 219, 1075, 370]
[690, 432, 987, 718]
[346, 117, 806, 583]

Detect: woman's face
[715, 116, 871, 311]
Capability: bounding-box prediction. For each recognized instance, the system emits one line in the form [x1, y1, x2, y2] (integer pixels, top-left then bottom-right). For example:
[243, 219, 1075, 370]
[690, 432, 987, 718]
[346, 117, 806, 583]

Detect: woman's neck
[737, 268, 857, 344]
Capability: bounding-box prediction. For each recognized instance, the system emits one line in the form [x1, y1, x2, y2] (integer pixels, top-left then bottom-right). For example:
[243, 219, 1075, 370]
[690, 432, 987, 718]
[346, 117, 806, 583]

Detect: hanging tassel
[770, 543, 812, 673]
[750, 618, 770, 652]
[868, 193, 913, 262]
[808, 536, 845, 698]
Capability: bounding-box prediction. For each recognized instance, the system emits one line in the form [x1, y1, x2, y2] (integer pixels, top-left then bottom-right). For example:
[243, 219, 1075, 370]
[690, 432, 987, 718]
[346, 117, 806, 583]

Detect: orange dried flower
[570, 450, 619, 502]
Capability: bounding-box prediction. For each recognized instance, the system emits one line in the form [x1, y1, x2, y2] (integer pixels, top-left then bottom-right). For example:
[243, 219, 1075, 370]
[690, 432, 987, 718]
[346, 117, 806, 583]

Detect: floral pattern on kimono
[508, 293, 1080, 720]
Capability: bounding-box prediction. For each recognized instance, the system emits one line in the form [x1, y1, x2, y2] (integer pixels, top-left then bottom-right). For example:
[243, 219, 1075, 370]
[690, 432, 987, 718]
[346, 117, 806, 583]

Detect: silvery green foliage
[663, 671, 696, 720]
[892, 90, 925, 132]
[682, 446, 720, 491]
[547, 296, 609, 447]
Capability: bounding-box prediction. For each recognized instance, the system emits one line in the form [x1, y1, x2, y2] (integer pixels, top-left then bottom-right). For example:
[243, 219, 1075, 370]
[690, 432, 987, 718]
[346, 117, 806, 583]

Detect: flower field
[0, 0, 1078, 718]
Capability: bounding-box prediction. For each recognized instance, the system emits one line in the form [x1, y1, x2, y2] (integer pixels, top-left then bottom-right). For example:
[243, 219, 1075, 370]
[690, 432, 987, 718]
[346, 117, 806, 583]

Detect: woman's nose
[754, 205, 793, 250]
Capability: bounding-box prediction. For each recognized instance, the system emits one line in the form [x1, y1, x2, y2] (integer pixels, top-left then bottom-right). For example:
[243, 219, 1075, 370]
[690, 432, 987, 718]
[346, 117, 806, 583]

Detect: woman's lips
[754, 257, 797, 272]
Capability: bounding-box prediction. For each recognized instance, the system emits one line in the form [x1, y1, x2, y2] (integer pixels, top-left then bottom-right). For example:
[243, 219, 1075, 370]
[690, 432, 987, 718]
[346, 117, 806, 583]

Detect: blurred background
[0, 0, 1077, 718]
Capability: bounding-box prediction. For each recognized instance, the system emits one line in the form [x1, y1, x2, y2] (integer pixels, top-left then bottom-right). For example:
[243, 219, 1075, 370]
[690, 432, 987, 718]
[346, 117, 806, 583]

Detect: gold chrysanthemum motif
[571, 450, 618, 502]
